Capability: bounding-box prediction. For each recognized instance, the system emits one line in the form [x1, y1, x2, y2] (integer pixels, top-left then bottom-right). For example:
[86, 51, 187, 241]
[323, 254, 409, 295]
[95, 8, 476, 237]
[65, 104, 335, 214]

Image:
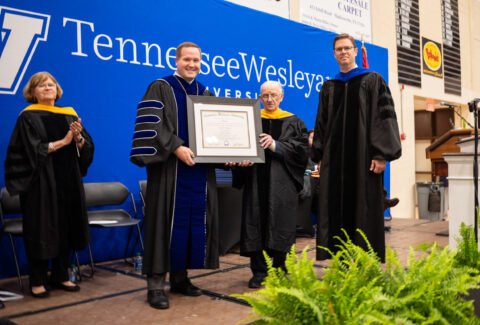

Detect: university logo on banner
[422, 37, 443, 78]
[0, 6, 50, 95]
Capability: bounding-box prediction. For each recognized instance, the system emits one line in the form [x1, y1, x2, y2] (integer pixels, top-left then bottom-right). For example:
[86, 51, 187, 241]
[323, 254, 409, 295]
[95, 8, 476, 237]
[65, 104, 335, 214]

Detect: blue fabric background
[0, 0, 389, 278]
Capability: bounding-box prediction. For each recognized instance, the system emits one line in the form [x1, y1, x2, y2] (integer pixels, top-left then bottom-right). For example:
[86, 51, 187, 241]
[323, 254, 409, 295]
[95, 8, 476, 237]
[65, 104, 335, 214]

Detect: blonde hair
[23, 71, 63, 103]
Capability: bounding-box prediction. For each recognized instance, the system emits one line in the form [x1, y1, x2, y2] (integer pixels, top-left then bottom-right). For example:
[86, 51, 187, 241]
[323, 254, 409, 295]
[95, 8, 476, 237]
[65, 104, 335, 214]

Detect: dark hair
[23, 71, 63, 103]
[176, 42, 201, 59]
[333, 33, 357, 50]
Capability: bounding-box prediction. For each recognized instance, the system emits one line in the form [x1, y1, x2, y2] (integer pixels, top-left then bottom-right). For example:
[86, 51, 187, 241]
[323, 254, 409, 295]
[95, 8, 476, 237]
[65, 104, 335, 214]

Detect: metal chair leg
[124, 226, 134, 258]
[136, 223, 144, 251]
[8, 234, 23, 291]
[74, 251, 82, 282]
[124, 223, 144, 260]
[87, 242, 95, 278]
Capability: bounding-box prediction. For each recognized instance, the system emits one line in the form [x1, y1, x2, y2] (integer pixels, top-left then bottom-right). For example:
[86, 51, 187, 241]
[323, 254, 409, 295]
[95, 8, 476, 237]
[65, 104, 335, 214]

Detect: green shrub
[454, 222, 480, 271]
[234, 229, 480, 324]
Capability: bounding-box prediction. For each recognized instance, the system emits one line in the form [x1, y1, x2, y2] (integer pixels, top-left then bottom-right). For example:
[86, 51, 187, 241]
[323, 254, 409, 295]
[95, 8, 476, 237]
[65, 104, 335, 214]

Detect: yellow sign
[423, 42, 442, 71]
[422, 37, 443, 78]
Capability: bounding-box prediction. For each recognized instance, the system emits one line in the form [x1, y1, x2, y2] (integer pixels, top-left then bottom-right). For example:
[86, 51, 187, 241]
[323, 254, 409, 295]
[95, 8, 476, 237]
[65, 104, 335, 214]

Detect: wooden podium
[426, 129, 473, 179]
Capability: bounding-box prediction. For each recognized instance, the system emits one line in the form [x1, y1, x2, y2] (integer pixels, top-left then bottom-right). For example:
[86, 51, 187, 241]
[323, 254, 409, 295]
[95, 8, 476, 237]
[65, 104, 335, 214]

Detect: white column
[444, 153, 480, 250]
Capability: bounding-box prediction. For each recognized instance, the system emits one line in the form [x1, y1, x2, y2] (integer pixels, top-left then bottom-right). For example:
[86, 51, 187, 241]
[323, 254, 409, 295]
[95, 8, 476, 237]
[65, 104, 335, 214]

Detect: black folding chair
[0, 187, 83, 289]
[84, 182, 144, 275]
[0, 188, 23, 290]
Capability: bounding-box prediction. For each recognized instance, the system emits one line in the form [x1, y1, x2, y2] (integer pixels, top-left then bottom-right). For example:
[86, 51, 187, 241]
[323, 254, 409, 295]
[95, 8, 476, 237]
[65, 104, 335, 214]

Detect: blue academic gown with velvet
[130, 75, 219, 275]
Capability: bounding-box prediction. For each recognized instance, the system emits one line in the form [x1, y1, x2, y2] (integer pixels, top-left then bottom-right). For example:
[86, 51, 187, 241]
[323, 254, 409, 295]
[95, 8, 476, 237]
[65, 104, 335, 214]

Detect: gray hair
[260, 80, 284, 94]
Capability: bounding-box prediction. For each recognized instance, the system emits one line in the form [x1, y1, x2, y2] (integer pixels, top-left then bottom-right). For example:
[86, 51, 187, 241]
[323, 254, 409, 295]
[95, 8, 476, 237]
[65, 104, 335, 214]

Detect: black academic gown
[233, 114, 309, 255]
[4, 109, 94, 260]
[312, 71, 401, 261]
[130, 77, 219, 275]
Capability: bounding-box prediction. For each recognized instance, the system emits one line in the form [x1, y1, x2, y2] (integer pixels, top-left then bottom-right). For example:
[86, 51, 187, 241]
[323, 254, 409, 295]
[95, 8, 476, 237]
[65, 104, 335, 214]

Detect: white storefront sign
[225, 0, 290, 19]
[299, 0, 371, 42]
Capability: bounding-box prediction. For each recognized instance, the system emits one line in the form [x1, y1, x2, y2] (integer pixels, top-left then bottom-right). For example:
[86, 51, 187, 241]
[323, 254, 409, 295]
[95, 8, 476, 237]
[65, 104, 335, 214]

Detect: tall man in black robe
[311, 33, 402, 262]
[130, 42, 219, 309]
[232, 81, 309, 288]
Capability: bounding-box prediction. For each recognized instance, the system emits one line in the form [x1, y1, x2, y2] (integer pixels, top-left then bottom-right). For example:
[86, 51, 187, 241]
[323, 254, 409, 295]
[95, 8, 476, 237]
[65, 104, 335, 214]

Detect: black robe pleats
[312, 72, 401, 261]
[5, 110, 94, 260]
[233, 114, 309, 255]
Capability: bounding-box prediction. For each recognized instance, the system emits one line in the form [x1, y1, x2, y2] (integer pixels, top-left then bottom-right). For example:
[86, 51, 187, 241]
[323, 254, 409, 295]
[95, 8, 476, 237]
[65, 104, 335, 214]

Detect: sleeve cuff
[269, 140, 276, 152]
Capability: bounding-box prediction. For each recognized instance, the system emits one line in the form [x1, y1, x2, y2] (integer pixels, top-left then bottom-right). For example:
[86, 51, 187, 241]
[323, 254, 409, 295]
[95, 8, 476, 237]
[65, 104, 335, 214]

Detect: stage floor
[0, 218, 449, 324]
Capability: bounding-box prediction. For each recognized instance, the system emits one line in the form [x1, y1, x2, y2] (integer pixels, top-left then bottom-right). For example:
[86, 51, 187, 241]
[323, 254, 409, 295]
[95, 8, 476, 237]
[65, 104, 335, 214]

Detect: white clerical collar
[174, 72, 195, 85]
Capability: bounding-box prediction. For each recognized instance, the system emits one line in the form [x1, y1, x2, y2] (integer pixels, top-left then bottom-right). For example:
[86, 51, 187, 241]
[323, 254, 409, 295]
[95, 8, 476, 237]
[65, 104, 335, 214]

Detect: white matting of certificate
[193, 103, 258, 157]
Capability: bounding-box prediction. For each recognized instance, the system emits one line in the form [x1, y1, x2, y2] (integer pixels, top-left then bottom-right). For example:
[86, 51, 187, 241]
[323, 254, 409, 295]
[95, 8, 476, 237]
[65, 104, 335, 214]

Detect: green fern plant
[234, 246, 326, 324]
[381, 242, 480, 324]
[234, 229, 480, 324]
[454, 211, 480, 271]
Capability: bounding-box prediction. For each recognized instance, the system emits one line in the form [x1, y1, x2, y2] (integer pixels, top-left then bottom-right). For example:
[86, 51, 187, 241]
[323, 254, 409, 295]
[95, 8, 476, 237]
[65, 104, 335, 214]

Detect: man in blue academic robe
[130, 42, 218, 309]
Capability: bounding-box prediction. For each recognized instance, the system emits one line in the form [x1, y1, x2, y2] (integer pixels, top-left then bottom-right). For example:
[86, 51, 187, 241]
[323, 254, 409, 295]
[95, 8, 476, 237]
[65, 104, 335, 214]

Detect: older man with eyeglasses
[230, 80, 309, 288]
[311, 33, 402, 262]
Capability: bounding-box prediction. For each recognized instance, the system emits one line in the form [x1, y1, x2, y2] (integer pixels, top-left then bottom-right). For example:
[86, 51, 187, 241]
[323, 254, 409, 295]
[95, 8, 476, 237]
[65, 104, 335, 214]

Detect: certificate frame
[186, 95, 265, 163]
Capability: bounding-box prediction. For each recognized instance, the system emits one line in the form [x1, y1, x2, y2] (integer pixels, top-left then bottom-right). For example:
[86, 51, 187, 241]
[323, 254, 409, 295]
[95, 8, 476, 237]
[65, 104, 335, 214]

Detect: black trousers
[147, 270, 190, 290]
[250, 249, 287, 280]
[28, 250, 70, 287]
[28, 187, 73, 287]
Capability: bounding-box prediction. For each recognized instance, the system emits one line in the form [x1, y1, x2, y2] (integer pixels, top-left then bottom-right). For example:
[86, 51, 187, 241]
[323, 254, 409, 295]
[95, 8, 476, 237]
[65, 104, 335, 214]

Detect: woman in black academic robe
[4, 72, 94, 298]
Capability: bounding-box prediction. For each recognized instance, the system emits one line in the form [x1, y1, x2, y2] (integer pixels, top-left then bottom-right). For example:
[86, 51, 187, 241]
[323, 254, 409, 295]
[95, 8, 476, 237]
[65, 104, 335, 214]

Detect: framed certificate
[186, 95, 265, 163]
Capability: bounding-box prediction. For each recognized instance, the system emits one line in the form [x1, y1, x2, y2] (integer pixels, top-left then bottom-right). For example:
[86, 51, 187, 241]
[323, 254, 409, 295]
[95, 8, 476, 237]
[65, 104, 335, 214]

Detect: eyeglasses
[334, 46, 355, 53]
[259, 93, 281, 100]
[37, 83, 56, 89]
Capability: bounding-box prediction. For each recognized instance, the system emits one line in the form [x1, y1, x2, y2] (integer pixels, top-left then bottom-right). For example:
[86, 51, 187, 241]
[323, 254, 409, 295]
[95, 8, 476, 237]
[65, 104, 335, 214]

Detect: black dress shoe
[248, 277, 264, 289]
[30, 288, 50, 298]
[49, 281, 80, 292]
[170, 279, 202, 296]
[384, 197, 399, 210]
[148, 289, 169, 309]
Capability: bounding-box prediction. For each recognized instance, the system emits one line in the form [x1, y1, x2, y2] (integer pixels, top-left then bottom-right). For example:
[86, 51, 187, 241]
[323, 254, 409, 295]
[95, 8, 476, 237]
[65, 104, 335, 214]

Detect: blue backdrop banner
[0, 0, 389, 278]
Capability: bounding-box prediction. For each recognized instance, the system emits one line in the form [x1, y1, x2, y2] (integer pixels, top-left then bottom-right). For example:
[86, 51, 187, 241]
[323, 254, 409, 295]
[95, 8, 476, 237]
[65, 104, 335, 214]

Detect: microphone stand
[468, 98, 480, 242]
[441, 103, 475, 128]
[453, 108, 474, 128]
